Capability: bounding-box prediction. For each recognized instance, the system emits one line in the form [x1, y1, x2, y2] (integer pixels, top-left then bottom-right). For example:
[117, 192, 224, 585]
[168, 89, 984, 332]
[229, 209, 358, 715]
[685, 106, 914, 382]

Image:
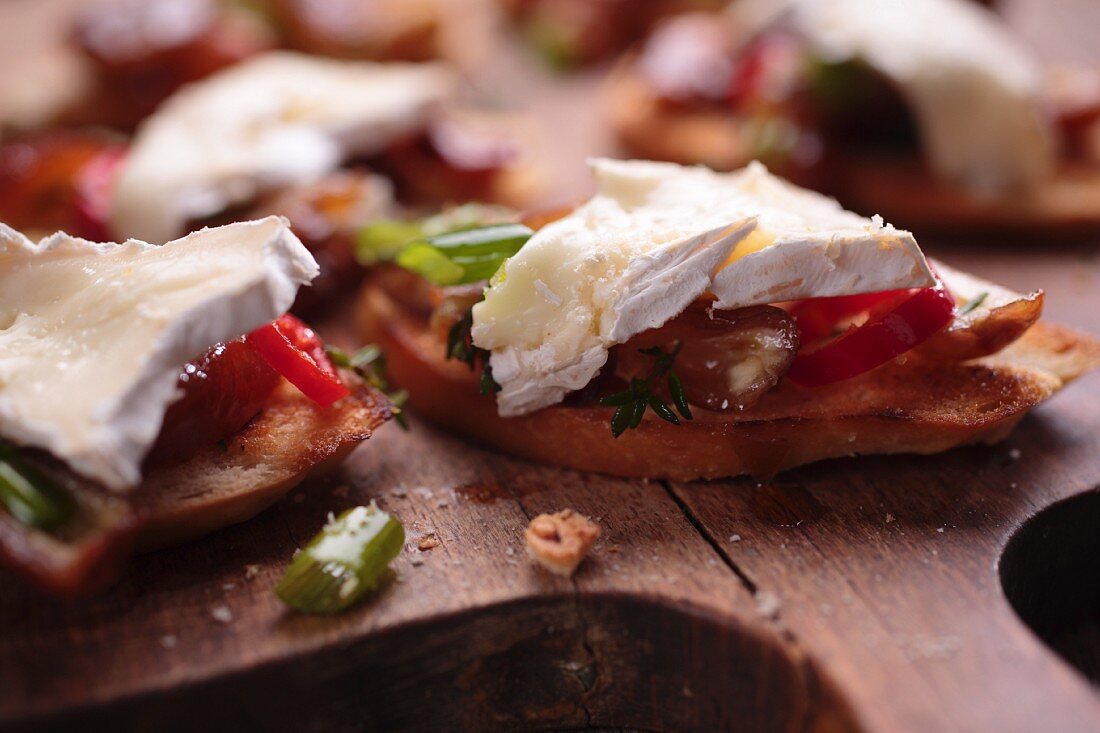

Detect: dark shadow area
[5, 594, 861, 733]
[1000, 488, 1100, 687]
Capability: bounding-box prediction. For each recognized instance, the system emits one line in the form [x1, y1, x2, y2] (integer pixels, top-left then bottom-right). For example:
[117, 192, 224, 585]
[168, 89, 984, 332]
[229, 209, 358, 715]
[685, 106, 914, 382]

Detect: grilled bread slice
[0, 378, 391, 597]
[357, 280, 1100, 482]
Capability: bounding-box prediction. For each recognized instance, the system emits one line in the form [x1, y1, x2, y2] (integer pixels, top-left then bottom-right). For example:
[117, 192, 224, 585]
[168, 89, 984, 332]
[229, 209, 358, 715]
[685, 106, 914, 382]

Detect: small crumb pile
[525, 509, 600, 577]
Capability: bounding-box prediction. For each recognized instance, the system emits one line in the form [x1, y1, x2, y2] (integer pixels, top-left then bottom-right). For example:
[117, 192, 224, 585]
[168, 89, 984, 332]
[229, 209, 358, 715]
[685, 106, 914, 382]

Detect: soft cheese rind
[0, 216, 317, 490]
[110, 52, 455, 243]
[472, 159, 931, 417]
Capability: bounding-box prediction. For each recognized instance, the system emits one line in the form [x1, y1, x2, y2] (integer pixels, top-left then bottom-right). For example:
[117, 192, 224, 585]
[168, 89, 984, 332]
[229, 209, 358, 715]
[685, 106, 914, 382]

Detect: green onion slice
[396, 242, 466, 286]
[356, 220, 425, 264]
[395, 224, 533, 286]
[0, 443, 74, 531]
[277, 503, 405, 614]
[355, 204, 520, 266]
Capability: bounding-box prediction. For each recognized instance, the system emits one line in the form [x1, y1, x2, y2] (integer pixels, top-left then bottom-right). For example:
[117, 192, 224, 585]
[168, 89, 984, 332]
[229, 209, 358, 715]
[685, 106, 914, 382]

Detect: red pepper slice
[246, 315, 349, 407]
[786, 281, 956, 388]
[786, 289, 910, 344]
[72, 145, 127, 241]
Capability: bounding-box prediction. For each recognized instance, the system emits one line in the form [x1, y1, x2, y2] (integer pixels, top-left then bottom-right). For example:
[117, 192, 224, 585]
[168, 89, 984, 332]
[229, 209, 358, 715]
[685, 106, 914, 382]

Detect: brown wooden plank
[0, 423, 861, 732]
[669, 369, 1100, 733]
[2, 0, 1100, 730]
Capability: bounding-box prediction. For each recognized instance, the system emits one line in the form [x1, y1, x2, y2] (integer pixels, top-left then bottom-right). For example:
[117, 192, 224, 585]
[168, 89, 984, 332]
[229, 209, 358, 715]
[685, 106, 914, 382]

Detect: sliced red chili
[786, 281, 956, 388]
[247, 314, 349, 407]
[786, 288, 910, 344]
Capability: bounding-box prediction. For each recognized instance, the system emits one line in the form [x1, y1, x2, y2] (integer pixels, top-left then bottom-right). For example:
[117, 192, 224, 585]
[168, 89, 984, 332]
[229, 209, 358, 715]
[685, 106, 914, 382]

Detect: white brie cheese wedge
[780, 0, 1054, 192]
[472, 159, 932, 417]
[110, 52, 456, 243]
[0, 217, 317, 490]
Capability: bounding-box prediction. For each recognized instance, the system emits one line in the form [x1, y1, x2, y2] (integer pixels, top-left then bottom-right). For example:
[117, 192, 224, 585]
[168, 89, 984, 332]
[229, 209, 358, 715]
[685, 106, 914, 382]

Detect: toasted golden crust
[132, 380, 391, 550]
[358, 283, 1100, 482]
[0, 379, 390, 597]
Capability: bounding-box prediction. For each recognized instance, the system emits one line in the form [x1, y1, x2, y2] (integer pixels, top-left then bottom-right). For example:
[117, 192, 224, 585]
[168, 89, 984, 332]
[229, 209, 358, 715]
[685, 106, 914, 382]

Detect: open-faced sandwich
[608, 0, 1100, 236]
[1, 51, 543, 313]
[357, 158, 1100, 479]
[0, 217, 391, 596]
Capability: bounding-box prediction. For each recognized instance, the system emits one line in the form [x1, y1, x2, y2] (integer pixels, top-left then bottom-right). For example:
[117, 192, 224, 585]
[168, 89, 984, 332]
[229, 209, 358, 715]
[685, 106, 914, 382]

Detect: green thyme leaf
[648, 396, 680, 425]
[443, 309, 499, 394]
[598, 390, 635, 407]
[958, 291, 989, 316]
[326, 345, 410, 430]
[668, 371, 692, 420]
[276, 503, 404, 614]
[446, 316, 475, 367]
[325, 345, 352, 369]
[610, 404, 632, 438]
[604, 341, 693, 438]
[480, 362, 501, 395]
[350, 344, 384, 371]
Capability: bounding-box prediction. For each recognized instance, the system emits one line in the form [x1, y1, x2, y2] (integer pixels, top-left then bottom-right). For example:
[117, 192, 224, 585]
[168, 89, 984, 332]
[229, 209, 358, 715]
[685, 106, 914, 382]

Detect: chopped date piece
[615, 304, 799, 412]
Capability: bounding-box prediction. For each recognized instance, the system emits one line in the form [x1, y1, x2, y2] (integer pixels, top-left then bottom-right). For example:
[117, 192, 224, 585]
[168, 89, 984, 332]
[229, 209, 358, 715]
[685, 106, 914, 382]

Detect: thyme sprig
[599, 342, 692, 438]
[446, 311, 500, 395]
[327, 345, 410, 430]
[957, 291, 989, 316]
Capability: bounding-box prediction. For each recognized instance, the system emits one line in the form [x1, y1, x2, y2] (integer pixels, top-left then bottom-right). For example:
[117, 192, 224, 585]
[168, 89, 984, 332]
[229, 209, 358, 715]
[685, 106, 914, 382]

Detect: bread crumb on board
[525, 509, 600, 577]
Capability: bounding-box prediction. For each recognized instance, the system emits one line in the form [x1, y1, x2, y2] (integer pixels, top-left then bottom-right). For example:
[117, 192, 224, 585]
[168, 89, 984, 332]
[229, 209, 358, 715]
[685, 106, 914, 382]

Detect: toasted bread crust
[358, 283, 1099, 481]
[0, 379, 390, 596]
[132, 379, 391, 551]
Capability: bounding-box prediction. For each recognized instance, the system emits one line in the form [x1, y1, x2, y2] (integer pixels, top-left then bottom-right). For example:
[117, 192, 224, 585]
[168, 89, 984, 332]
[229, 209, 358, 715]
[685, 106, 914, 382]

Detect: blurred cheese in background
[110, 52, 456, 242]
[772, 0, 1055, 193]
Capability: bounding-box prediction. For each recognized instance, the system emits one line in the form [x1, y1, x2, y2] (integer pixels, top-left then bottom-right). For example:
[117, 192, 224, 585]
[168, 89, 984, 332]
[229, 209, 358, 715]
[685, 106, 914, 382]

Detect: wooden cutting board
[1, 280, 1098, 733]
[2, 2, 1100, 731]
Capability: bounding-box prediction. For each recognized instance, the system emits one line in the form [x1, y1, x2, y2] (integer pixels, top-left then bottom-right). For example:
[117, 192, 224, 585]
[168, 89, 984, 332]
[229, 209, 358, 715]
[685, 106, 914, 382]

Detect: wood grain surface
[1, 1, 1099, 732]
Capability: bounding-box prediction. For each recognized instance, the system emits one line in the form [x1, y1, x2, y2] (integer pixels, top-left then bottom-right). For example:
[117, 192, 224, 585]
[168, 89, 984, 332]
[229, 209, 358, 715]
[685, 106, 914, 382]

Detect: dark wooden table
[1, 2, 1099, 731]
